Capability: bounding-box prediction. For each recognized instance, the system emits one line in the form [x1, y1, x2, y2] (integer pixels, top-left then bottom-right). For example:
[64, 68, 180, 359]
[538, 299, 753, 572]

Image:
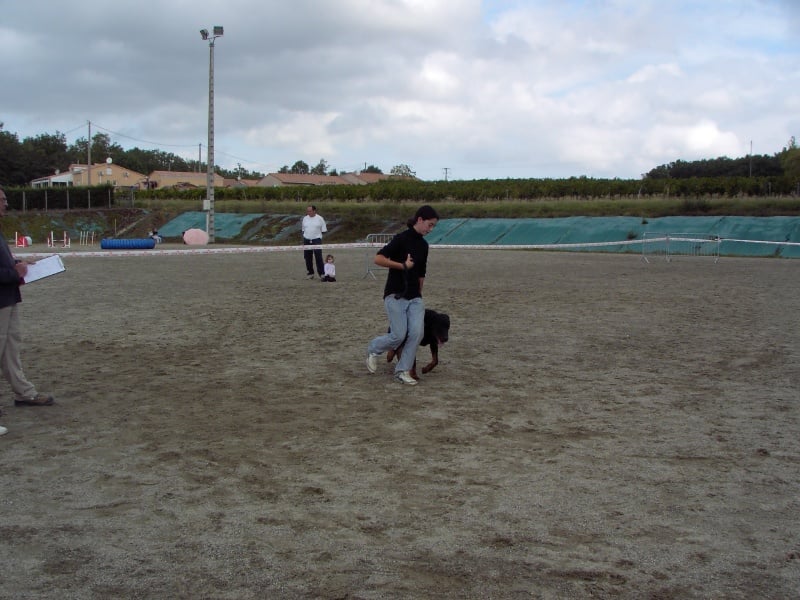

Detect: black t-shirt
[377, 227, 429, 299]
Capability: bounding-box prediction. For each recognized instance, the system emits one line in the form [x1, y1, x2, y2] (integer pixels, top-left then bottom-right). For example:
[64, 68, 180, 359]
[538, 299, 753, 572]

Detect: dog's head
[430, 312, 450, 345]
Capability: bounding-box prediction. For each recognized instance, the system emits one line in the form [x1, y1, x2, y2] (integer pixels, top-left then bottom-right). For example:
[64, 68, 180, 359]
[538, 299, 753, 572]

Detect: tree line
[274, 159, 414, 178]
[0, 123, 417, 186]
[5, 172, 799, 213]
[1, 122, 798, 202]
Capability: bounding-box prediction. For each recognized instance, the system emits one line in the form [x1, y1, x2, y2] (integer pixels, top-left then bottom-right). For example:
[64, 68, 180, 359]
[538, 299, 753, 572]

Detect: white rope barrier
[13, 237, 800, 260]
[15, 242, 378, 259]
[722, 238, 800, 247]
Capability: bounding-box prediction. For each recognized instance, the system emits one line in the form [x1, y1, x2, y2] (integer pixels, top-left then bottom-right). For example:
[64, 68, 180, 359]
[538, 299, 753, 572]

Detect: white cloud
[1, 0, 797, 180]
[643, 120, 741, 162]
[627, 63, 683, 84]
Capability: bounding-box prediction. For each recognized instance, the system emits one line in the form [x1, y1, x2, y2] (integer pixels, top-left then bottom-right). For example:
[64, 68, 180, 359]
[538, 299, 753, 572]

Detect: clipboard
[22, 255, 66, 284]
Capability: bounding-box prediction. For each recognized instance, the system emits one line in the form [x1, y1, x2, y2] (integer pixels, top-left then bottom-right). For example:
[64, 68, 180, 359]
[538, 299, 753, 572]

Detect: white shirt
[324, 262, 336, 277]
[302, 214, 327, 240]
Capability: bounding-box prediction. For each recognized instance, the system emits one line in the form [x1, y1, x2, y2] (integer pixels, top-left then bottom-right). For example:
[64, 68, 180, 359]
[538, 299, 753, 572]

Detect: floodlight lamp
[213, 26, 224, 36]
[200, 29, 209, 40]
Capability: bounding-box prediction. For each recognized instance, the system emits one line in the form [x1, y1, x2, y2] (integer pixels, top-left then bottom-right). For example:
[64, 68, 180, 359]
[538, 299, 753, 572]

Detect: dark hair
[407, 205, 439, 228]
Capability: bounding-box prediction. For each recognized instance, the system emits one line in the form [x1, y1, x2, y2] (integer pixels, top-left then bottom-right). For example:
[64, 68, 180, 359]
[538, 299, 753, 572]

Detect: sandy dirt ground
[0, 243, 798, 599]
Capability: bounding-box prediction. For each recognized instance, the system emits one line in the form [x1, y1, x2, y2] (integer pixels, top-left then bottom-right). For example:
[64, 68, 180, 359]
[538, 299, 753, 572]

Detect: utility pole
[443, 167, 450, 181]
[200, 25, 224, 243]
[749, 140, 753, 177]
[87, 120, 92, 186]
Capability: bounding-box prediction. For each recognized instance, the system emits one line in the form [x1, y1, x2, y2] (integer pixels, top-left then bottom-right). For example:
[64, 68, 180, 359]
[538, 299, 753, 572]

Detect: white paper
[22, 255, 66, 284]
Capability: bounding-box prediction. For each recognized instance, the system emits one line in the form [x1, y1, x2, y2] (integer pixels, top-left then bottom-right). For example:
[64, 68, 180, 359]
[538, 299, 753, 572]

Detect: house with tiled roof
[31, 163, 147, 189]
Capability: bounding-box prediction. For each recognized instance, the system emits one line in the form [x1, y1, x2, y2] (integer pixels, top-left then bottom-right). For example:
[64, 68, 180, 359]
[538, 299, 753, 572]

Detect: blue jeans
[368, 296, 425, 373]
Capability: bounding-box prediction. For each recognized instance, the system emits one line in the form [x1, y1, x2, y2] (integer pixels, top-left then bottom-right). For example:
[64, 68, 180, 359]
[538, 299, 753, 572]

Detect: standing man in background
[302, 205, 327, 280]
[0, 186, 55, 437]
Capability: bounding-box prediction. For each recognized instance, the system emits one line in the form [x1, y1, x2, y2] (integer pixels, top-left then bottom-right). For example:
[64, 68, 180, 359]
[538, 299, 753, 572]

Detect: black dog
[387, 309, 450, 380]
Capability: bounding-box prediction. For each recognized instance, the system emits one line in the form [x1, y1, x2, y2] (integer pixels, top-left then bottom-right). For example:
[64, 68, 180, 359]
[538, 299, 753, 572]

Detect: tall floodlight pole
[200, 26, 223, 242]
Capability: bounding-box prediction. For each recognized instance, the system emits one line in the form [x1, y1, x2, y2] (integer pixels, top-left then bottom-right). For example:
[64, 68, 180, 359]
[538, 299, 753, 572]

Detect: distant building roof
[149, 170, 223, 189]
[343, 172, 391, 184]
[258, 171, 401, 187]
[257, 173, 351, 186]
[224, 178, 260, 188]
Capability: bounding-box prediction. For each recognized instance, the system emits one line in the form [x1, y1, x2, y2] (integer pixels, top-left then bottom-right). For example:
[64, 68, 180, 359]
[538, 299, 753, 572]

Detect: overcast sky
[2, 0, 798, 181]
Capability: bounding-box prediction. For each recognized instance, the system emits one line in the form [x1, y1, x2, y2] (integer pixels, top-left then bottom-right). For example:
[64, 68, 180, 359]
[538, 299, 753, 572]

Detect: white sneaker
[0, 425, 7, 436]
[366, 353, 379, 374]
[394, 371, 418, 385]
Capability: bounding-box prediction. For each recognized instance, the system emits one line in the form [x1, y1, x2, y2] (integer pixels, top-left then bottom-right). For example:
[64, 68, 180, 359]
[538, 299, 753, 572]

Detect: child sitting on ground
[321, 254, 336, 282]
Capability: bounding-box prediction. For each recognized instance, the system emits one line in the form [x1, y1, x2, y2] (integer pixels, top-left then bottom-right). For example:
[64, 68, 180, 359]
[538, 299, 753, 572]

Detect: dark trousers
[303, 238, 324, 275]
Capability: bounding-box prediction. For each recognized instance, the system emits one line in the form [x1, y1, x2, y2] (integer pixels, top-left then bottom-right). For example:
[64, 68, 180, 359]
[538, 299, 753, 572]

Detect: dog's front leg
[409, 359, 420, 380]
[387, 343, 404, 363]
[421, 342, 439, 374]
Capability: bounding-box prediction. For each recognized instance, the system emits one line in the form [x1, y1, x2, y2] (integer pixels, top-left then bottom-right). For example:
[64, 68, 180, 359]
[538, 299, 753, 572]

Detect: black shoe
[14, 393, 55, 406]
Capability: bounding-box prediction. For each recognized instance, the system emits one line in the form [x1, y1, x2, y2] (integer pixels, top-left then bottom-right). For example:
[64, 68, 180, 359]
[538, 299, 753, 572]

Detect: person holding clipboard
[0, 186, 55, 436]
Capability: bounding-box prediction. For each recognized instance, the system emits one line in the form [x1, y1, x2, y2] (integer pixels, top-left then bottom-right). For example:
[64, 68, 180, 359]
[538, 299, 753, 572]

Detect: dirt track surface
[1, 246, 798, 599]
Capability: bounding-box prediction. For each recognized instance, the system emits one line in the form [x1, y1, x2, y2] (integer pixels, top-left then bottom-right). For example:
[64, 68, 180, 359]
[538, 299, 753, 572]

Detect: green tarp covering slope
[156, 212, 800, 258]
[157, 212, 266, 240]
[426, 216, 800, 257]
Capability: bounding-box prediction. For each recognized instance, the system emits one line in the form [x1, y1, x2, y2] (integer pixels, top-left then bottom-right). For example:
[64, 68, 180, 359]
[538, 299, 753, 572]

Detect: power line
[213, 148, 276, 172]
[60, 123, 88, 136]
[87, 122, 275, 172]
[91, 122, 199, 149]
[54, 120, 291, 174]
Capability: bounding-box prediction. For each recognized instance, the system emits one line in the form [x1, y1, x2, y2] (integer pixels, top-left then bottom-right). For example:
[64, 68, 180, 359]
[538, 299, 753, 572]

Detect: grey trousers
[0, 304, 37, 400]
